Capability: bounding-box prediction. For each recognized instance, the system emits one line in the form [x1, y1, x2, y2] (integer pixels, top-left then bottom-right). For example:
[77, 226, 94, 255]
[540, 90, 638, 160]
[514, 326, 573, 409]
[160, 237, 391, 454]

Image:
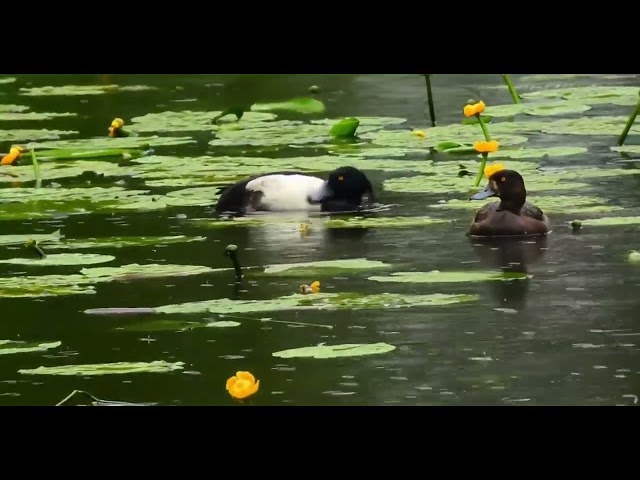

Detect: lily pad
[272, 342, 396, 359]
[575, 216, 640, 226]
[628, 251, 640, 263]
[0, 112, 77, 121]
[250, 97, 325, 114]
[485, 101, 592, 117]
[521, 86, 640, 106]
[0, 77, 16, 84]
[19, 84, 157, 96]
[18, 360, 185, 376]
[128, 110, 277, 133]
[432, 195, 622, 215]
[207, 320, 242, 328]
[368, 270, 531, 284]
[489, 146, 588, 159]
[260, 258, 392, 276]
[0, 253, 115, 266]
[539, 116, 640, 136]
[47, 235, 207, 250]
[330, 117, 360, 138]
[324, 216, 451, 229]
[0, 340, 61, 355]
[163, 186, 222, 207]
[611, 145, 640, 155]
[154, 292, 479, 315]
[0, 128, 77, 142]
[0, 229, 62, 246]
[27, 135, 195, 150]
[118, 320, 213, 332]
[0, 105, 30, 113]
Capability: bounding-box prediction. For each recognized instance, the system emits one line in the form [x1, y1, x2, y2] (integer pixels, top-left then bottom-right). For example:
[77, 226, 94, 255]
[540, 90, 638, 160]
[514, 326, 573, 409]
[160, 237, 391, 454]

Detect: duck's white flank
[245, 174, 326, 211]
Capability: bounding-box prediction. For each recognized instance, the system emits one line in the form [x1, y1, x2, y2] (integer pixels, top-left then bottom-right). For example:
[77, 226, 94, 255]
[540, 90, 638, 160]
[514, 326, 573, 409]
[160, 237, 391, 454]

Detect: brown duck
[468, 169, 551, 237]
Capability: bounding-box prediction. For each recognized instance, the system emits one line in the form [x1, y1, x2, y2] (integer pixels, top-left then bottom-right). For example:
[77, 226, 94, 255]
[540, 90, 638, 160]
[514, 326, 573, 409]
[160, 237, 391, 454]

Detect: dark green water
[1, 74, 640, 406]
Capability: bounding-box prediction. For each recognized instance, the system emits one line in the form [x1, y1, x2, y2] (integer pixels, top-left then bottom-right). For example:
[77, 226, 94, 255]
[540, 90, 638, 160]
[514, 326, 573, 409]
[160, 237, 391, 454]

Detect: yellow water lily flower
[463, 101, 486, 117]
[226, 371, 260, 400]
[411, 129, 426, 138]
[108, 117, 125, 137]
[484, 162, 506, 178]
[299, 280, 321, 294]
[474, 140, 499, 153]
[1, 146, 25, 166]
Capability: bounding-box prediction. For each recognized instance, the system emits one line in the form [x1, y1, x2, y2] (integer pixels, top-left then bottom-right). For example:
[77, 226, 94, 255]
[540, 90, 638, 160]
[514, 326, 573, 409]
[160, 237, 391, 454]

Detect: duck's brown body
[468, 170, 551, 237]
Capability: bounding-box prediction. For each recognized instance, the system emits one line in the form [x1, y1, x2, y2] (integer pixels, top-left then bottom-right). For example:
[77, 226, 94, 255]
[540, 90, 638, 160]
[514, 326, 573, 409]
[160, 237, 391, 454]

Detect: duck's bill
[470, 184, 497, 200]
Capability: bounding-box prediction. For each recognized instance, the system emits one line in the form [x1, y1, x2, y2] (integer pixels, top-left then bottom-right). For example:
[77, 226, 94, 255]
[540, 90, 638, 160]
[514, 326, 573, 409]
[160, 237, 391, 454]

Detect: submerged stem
[474, 153, 489, 187]
[501, 74, 521, 104]
[424, 74, 436, 127]
[618, 92, 640, 146]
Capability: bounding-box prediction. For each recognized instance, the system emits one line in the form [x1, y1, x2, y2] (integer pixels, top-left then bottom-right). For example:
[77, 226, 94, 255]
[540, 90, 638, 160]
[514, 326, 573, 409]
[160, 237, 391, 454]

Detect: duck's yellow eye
[501, 177, 506, 182]
[338, 176, 344, 181]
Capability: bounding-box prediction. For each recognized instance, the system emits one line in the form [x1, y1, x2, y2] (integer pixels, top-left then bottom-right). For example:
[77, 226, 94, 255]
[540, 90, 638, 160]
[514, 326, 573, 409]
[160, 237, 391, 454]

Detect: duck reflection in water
[469, 235, 548, 311]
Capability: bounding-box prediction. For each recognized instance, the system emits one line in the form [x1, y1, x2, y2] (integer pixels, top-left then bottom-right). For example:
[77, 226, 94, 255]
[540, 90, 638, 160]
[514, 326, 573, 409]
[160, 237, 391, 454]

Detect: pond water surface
[1, 73, 640, 406]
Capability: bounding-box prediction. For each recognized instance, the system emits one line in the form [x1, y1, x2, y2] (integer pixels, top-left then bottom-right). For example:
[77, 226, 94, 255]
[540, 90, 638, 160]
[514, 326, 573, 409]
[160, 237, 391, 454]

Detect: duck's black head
[470, 169, 526, 213]
[314, 166, 375, 213]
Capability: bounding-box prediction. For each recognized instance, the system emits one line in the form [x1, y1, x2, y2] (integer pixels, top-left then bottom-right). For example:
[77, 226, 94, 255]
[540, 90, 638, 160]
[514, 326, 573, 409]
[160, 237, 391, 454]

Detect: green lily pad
[260, 258, 392, 276]
[628, 251, 640, 263]
[0, 253, 115, 266]
[18, 360, 185, 376]
[128, 110, 277, 133]
[207, 320, 241, 328]
[0, 340, 61, 355]
[539, 116, 640, 136]
[519, 74, 598, 82]
[0, 128, 77, 142]
[0, 77, 16, 84]
[272, 342, 396, 359]
[485, 101, 592, 117]
[0, 263, 226, 299]
[575, 216, 640, 226]
[330, 117, 360, 138]
[19, 84, 157, 96]
[0, 105, 30, 113]
[0, 112, 77, 121]
[155, 292, 479, 315]
[0, 229, 62, 246]
[521, 86, 639, 106]
[611, 145, 640, 155]
[251, 97, 325, 114]
[432, 195, 622, 215]
[324, 216, 451, 229]
[47, 235, 207, 250]
[489, 146, 588, 159]
[118, 320, 212, 332]
[368, 270, 531, 284]
[163, 186, 222, 207]
[27, 135, 195, 150]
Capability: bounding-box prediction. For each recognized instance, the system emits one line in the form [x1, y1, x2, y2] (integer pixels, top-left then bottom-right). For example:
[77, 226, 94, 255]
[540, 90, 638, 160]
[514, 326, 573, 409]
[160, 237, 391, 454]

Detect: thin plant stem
[31, 148, 42, 188]
[477, 115, 492, 142]
[475, 153, 489, 187]
[424, 74, 436, 127]
[501, 74, 521, 104]
[618, 91, 640, 146]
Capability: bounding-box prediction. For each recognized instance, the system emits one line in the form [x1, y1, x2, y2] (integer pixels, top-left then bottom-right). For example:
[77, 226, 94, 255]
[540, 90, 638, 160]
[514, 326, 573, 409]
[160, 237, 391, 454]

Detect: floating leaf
[0, 253, 115, 266]
[18, 360, 185, 376]
[628, 251, 640, 263]
[432, 195, 622, 215]
[250, 97, 325, 114]
[19, 84, 157, 96]
[0, 111, 77, 121]
[521, 86, 639, 106]
[330, 117, 360, 138]
[163, 186, 222, 207]
[324, 216, 451, 229]
[272, 342, 396, 359]
[0, 128, 77, 142]
[489, 146, 588, 159]
[611, 145, 640, 155]
[485, 101, 592, 117]
[368, 270, 531, 284]
[118, 320, 213, 332]
[207, 321, 241, 328]
[154, 292, 478, 315]
[575, 216, 640, 226]
[260, 258, 392, 276]
[128, 110, 277, 133]
[47, 235, 207, 250]
[0, 77, 16, 84]
[27, 135, 195, 150]
[539, 116, 640, 136]
[0, 229, 62, 246]
[0, 105, 30, 113]
[0, 340, 61, 355]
